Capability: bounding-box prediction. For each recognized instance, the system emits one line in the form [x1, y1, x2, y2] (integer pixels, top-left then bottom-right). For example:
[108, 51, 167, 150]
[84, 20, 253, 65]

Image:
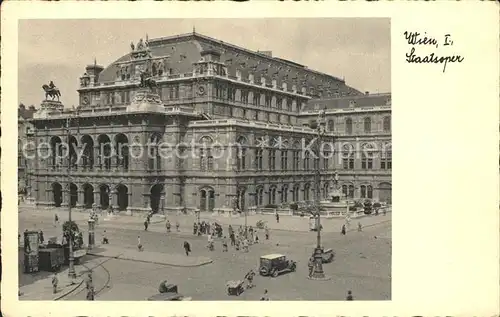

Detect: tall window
[361, 144, 374, 170]
[327, 120, 334, 132]
[169, 85, 180, 99]
[342, 144, 354, 170]
[364, 117, 372, 133]
[269, 150, 276, 171]
[381, 144, 392, 169]
[276, 98, 283, 109]
[241, 90, 249, 104]
[265, 95, 272, 108]
[268, 186, 277, 205]
[281, 185, 288, 203]
[345, 118, 353, 134]
[303, 151, 310, 170]
[292, 184, 300, 201]
[256, 187, 264, 206]
[237, 148, 246, 170]
[323, 149, 330, 170]
[200, 148, 214, 171]
[348, 184, 355, 198]
[228, 86, 236, 101]
[293, 149, 300, 170]
[280, 150, 288, 171]
[255, 148, 263, 171]
[360, 185, 373, 199]
[304, 183, 310, 201]
[383, 116, 391, 132]
[313, 150, 319, 170]
[287, 99, 293, 112]
[253, 92, 261, 106]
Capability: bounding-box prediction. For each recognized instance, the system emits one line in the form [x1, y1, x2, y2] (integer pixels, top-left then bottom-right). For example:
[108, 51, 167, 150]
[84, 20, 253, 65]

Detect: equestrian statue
[42, 81, 61, 101]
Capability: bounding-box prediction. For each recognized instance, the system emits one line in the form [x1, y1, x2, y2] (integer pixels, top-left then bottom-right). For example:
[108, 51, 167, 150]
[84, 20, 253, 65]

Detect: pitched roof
[98, 32, 362, 97]
[302, 93, 391, 112]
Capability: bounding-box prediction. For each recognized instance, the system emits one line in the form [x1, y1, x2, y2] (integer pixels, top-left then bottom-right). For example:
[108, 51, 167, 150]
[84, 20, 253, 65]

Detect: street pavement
[19, 207, 391, 300]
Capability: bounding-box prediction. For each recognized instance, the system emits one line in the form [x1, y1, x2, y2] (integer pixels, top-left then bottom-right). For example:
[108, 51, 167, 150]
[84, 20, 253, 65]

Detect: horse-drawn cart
[226, 280, 244, 296]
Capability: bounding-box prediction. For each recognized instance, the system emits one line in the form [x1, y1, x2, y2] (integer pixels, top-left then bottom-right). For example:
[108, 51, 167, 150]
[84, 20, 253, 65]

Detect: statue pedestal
[34, 100, 64, 119]
[127, 89, 164, 113]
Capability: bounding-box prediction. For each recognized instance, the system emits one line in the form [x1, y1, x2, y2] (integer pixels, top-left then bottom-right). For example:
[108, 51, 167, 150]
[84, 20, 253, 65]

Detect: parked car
[259, 254, 296, 277]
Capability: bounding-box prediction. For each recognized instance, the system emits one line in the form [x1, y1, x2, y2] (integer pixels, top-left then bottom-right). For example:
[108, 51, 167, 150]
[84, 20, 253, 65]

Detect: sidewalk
[19, 266, 84, 300]
[87, 245, 213, 267]
[19, 205, 390, 234]
[198, 212, 392, 233]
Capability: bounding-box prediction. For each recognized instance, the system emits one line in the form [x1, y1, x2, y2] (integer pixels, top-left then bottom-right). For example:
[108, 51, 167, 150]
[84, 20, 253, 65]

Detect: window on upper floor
[255, 148, 263, 170]
[269, 149, 276, 171]
[276, 98, 283, 109]
[383, 116, 391, 132]
[241, 90, 249, 104]
[342, 143, 354, 170]
[265, 95, 272, 108]
[253, 92, 261, 106]
[364, 117, 372, 133]
[345, 118, 353, 134]
[280, 150, 288, 171]
[227, 86, 236, 101]
[287, 99, 293, 112]
[327, 120, 334, 132]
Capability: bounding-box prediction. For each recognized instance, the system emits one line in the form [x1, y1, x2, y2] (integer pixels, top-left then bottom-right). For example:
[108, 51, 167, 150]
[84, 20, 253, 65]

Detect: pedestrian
[166, 220, 171, 233]
[254, 231, 259, 244]
[230, 232, 235, 246]
[52, 273, 58, 294]
[102, 230, 109, 244]
[265, 227, 269, 240]
[39, 230, 44, 245]
[228, 225, 233, 236]
[144, 219, 149, 231]
[137, 235, 143, 251]
[260, 289, 269, 301]
[346, 290, 354, 301]
[86, 286, 95, 301]
[193, 222, 198, 235]
[175, 221, 180, 232]
[235, 237, 240, 251]
[183, 241, 191, 256]
[54, 213, 59, 227]
[222, 236, 228, 252]
[308, 256, 314, 277]
[245, 269, 255, 288]
[85, 271, 93, 290]
[242, 238, 249, 253]
[341, 224, 346, 235]
[383, 208, 386, 216]
[275, 212, 280, 223]
[357, 222, 362, 232]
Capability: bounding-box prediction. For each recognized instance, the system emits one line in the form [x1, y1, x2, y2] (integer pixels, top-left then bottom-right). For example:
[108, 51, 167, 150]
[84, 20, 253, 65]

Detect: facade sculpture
[25, 32, 391, 215]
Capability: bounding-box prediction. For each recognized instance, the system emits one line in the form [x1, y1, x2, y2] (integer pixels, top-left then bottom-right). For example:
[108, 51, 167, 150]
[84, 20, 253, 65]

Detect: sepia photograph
[15, 18, 392, 301]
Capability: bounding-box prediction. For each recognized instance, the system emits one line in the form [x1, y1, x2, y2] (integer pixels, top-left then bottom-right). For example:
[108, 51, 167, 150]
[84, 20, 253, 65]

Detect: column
[111, 189, 118, 209]
[76, 189, 85, 209]
[61, 184, 69, 207]
[94, 146, 101, 171]
[93, 190, 100, 208]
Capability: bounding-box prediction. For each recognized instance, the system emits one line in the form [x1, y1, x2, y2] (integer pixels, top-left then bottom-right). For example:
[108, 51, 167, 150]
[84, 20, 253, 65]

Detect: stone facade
[25, 32, 391, 215]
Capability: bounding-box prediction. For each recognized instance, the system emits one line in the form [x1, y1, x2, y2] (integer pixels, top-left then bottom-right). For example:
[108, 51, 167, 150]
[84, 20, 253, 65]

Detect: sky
[18, 18, 390, 108]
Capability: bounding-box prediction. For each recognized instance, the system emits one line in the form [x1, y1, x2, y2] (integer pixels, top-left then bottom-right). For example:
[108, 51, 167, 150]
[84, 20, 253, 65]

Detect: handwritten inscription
[404, 31, 464, 72]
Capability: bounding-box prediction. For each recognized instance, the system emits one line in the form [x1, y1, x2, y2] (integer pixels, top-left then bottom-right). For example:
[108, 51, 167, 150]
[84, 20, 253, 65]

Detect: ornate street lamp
[66, 109, 79, 281]
[307, 108, 330, 280]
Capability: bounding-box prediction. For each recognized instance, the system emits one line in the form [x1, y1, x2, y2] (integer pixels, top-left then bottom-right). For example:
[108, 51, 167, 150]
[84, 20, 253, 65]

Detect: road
[19, 213, 391, 300]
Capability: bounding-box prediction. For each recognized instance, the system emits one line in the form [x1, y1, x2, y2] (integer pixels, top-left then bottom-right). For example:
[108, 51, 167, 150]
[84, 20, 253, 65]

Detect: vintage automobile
[321, 248, 335, 263]
[259, 254, 296, 277]
[146, 283, 192, 301]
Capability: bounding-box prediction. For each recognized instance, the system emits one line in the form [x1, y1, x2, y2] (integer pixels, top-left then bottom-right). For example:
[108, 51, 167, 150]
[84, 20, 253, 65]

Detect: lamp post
[308, 109, 330, 280]
[66, 110, 78, 280]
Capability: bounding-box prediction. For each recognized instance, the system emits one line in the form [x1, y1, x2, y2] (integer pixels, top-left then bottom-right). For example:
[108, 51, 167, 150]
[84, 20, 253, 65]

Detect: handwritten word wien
[404, 31, 464, 73]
